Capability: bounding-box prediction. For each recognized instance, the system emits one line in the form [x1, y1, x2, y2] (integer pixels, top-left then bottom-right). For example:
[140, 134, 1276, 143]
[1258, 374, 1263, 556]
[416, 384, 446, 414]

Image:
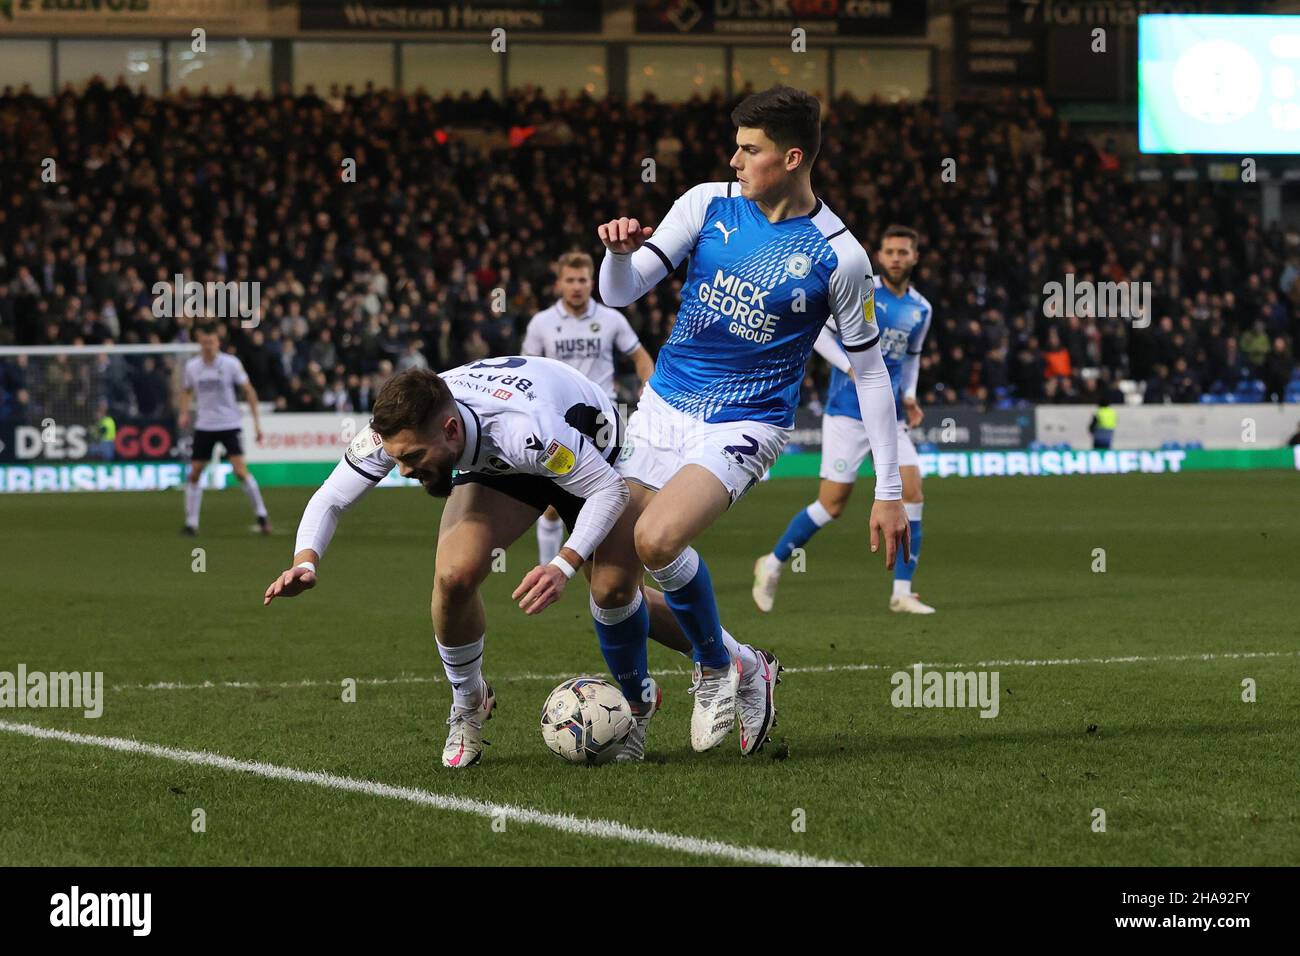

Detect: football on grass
[540, 677, 634, 765]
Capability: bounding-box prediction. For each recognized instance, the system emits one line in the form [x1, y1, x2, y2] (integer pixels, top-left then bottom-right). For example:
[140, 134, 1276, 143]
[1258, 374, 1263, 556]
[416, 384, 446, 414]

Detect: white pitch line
[109, 649, 1300, 694]
[0, 720, 855, 868]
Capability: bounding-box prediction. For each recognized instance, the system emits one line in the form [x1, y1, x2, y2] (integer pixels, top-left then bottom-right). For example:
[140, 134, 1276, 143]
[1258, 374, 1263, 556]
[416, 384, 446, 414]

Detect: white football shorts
[819, 414, 919, 484]
[615, 385, 790, 506]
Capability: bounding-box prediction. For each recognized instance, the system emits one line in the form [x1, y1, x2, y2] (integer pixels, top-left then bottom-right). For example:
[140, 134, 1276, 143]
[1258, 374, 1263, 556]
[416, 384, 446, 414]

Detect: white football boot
[441, 680, 496, 768]
[889, 593, 936, 615]
[688, 657, 740, 752]
[615, 678, 662, 763]
[751, 555, 781, 613]
[737, 647, 782, 756]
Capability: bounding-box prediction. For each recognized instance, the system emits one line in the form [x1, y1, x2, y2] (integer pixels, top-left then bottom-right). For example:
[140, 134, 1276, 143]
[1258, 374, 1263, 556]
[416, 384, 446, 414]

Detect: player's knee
[589, 575, 640, 610]
[633, 520, 680, 570]
[434, 564, 484, 603]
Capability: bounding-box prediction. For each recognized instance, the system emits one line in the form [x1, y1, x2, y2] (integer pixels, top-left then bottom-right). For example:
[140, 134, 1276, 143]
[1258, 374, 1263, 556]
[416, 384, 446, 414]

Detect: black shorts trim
[451, 471, 585, 530]
[192, 428, 243, 460]
[452, 440, 622, 530]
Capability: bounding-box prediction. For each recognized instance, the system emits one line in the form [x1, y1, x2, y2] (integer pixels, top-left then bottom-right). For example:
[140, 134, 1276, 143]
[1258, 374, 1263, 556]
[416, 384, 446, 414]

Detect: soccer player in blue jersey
[589, 86, 909, 759]
[754, 225, 936, 615]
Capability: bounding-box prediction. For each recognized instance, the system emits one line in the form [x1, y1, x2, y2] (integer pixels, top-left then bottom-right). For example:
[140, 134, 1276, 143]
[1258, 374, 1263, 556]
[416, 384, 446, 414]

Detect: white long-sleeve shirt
[294, 356, 630, 564]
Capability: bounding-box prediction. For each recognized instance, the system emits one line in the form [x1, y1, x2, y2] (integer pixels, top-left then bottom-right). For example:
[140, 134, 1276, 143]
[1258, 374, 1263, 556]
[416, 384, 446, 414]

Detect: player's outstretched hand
[597, 217, 654, 254]
[869, 499, 911, 571]
[263, 566, 316, 606]
[512, 564, 568, 616]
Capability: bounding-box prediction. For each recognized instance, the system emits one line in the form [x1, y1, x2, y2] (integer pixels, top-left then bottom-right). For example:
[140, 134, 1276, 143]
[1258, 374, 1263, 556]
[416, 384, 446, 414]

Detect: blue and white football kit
[597, 181, 900, 717]
[760, 277, 932, 609]
[818, 276, 932, 480]
[602, 181, 901, 505]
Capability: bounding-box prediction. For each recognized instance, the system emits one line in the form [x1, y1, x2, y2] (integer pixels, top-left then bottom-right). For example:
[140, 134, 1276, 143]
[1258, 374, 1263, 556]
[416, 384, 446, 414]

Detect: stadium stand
[1, 79, 1297, 420]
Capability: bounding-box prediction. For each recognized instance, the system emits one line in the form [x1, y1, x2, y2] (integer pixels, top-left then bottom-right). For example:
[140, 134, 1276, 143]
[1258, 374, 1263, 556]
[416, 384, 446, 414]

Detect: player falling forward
[754, 225, 935, 615]
[262, 359, 695, 767]
[590, 86, 910, 758]
[179, 324, 270, 536]
[522, 251, 654, 565]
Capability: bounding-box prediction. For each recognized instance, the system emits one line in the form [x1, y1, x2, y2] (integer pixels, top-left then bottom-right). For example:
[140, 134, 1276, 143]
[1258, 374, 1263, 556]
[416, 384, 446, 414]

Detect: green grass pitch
[1, 470, 1297, 866]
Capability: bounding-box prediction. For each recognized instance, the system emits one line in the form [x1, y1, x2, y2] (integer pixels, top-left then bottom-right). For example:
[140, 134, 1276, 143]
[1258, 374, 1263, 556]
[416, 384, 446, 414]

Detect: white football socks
[184, 482, 202, 528]
[806, 500, 835, 526]
[437, 636, 485, 709]
[536, 515, 565, 565]
[242, 474, 268, 519]
[720, 627, 758, 674]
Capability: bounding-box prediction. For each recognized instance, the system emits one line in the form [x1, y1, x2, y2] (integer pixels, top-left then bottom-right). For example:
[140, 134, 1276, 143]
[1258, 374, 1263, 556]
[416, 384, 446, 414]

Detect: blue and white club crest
[784, 253, 812, 278]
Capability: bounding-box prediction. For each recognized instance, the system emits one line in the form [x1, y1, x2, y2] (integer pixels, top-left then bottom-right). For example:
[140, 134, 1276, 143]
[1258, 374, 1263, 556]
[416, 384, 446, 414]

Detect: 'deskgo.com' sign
[0, 419, 178, 462]
[635, 0, 928, 36]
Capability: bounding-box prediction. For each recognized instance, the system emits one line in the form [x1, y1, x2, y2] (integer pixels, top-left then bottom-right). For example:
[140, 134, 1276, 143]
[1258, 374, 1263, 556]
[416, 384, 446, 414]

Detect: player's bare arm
[244, 382, 263, 444]
[629, 345, 655, 388]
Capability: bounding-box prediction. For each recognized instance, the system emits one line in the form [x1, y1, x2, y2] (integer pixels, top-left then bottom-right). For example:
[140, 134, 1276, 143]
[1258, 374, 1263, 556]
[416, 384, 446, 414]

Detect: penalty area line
[0, 719, 857, 869]
[109, 649, 1300, 694]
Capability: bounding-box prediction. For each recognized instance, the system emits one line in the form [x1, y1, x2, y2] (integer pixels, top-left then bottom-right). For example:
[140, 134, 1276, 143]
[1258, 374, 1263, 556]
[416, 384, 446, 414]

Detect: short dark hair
[881, 224, 920, 248]
[196, 323, 220, 337]
[370, 368, 455, 438]
[731, 85, 821, 169]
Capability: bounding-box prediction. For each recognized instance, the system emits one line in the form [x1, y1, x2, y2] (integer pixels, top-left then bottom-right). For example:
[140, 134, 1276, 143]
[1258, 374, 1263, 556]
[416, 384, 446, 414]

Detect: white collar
[555, 298, 596, 321]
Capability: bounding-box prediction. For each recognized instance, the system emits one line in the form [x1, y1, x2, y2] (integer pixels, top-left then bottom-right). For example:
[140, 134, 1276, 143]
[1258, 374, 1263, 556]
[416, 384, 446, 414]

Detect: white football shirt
[522, 298, 641, 398]
[330, 357, 627, 560]
[183, 353, 249, 432]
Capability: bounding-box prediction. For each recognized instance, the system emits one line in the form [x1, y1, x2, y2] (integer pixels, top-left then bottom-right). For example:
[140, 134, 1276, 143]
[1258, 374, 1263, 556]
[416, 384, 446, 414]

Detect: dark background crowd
[1, 79, 1298, 424]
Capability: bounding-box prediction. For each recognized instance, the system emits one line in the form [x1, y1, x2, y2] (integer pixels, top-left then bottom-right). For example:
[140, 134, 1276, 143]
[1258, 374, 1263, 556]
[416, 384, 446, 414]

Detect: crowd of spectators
[1, 79, 1297, 424]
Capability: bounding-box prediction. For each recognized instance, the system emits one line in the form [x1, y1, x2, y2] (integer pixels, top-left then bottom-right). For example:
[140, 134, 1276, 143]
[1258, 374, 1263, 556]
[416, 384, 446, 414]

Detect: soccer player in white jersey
[522, 251, 654, 565]
[262, 358, 695, 767]
[589, 86, 910, 758]
[754, 225, 937, 615]
[179, 325, 269, 536]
